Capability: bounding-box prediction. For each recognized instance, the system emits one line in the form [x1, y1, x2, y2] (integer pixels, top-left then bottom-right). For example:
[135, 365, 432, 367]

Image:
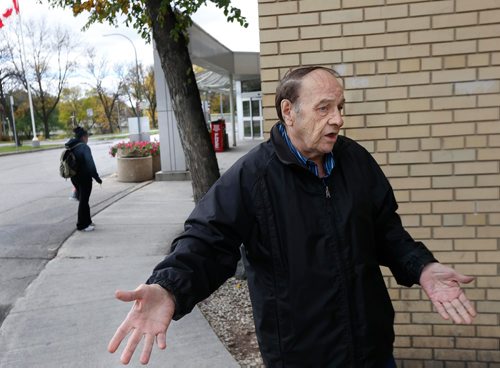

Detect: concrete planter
[117, 156, 153, 182]
[152, 154, 161, 177]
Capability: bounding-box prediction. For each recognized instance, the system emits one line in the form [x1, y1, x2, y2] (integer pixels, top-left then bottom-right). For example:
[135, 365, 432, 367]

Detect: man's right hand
[108, 284, 175, 365]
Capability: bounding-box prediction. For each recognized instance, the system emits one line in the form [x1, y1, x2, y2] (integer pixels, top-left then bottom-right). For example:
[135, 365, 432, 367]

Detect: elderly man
[108, 66, 476, 367]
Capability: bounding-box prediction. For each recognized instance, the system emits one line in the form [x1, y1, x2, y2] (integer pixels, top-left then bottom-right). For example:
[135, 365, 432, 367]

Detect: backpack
[59, 143, 82, 179]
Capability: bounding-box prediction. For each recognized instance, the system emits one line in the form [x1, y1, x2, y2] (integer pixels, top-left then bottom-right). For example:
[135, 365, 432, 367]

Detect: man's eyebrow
[315, 97, 345, 107]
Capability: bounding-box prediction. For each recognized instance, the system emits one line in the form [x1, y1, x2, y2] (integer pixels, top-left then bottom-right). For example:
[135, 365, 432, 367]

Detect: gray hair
[275, 66, 340, 122]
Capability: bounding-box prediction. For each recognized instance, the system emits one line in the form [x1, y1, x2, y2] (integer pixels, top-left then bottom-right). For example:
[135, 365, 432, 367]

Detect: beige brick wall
[258, 0, 500, 366]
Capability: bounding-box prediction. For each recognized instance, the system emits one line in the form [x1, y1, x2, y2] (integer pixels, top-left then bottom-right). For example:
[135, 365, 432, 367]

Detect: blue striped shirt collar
[278, 123, 335, 178]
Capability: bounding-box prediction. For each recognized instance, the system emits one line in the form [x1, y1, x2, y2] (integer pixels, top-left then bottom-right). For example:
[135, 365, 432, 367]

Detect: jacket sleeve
[82, 145, 100, 180]
[368, 154, 438, 287]
[146, 164, 255, 320]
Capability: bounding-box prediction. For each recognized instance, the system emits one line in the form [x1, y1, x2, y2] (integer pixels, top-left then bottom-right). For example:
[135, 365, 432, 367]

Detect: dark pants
[71, 177, 93, 230]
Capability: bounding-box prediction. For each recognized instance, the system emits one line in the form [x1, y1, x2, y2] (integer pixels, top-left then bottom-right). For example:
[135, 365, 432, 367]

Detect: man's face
[281, 69, 345, 161]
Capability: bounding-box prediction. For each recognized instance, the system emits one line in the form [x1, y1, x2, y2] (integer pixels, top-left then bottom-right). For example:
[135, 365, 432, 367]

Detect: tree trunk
[97, 90, 116, 134]
[146, 1, 220, 203]
[43, 119, 50, 139]
[37, 89, 51, 139]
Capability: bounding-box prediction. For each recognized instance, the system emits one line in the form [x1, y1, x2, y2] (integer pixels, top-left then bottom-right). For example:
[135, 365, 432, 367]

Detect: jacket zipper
[323, 178, 331, 198]
[326, 181, 356, 366]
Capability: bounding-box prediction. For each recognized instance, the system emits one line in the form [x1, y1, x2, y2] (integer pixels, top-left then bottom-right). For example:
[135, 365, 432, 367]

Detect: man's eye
[318, 106, 328, 113]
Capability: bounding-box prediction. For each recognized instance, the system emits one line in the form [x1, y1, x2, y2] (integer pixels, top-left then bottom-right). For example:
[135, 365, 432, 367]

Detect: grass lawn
[94, 134, 130, 141]
[0, 144, 62, 154]
[93, 130, 159, 141]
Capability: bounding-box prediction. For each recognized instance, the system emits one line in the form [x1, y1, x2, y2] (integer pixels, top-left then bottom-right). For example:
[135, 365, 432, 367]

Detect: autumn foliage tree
[143, 65, 157, 128]
[121, 63, 157, 129]
[45, 0, 248, 202]
[120, 62, 143, 122]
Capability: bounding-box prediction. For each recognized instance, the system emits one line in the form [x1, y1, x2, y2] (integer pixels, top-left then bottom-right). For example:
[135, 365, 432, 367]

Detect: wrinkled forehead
[298, 69, 344, 103]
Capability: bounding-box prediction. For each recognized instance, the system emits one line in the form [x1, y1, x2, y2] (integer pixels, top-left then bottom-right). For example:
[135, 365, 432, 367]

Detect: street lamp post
[103, 33, 142, 141]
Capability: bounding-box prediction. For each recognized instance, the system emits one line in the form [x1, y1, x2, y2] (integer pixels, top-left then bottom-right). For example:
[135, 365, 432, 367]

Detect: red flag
[0, 0, 18, 30]
[2, 7, 12, 18]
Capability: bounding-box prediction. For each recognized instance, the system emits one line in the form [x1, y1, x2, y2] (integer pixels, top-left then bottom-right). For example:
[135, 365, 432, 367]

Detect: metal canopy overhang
[195, 70, 230, 93]
[188, 22, 260, 81]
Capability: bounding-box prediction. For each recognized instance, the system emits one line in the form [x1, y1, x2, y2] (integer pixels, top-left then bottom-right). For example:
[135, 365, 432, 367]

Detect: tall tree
[6, 19, 76, 138]
[120, 62, 143, 122]
[120, 63, 157, 129]
[0, 38, 17, 140]
[86, 48, 123, 134]
[45, 0, 247, 202]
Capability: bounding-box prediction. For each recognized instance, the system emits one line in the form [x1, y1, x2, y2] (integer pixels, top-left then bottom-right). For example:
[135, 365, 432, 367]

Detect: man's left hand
[420, 262, 476, 324]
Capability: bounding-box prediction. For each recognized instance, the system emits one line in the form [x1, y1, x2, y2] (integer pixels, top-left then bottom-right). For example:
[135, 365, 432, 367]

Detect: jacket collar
[65, 137, 83, 148]
[270, 123, 302, 167]
[270, 122, 349, 167]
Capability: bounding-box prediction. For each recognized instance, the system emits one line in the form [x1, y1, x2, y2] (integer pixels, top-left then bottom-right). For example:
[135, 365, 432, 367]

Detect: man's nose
[328, 110, 344, 128]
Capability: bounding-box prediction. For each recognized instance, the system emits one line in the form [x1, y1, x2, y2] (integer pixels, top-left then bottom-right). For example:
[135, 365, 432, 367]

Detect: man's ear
[281, 99, 294, 127]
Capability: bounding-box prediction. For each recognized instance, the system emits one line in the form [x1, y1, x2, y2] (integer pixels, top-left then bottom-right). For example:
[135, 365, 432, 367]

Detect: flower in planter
[150, 141, 160, 156]
[109, 141, 160, 158]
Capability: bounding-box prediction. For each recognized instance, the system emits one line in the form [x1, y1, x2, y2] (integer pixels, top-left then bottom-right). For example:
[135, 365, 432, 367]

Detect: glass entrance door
[242, 94, 263, 139]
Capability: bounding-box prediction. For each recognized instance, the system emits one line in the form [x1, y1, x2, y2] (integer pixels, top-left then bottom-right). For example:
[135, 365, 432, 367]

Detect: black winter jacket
[65, 138, 100, 181]
[147, 123, 437, 367]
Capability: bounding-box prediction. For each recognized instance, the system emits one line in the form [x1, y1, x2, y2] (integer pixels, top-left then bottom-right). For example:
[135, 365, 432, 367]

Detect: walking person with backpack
[64, 127, 102, 232]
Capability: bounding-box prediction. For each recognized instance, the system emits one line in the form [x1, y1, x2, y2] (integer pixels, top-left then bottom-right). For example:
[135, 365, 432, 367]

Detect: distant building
[153, 22, 261, 178]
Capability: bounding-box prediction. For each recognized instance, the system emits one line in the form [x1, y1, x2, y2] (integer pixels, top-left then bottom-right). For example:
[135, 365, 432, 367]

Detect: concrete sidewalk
[0, 140, 261, 368]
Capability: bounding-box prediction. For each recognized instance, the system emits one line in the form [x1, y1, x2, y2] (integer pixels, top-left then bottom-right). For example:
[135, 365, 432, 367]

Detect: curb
[90, 179, 153, 216]
[55, 179, 154, 259]
[0, 145, 64, 157]
[0, 138, 120, 157]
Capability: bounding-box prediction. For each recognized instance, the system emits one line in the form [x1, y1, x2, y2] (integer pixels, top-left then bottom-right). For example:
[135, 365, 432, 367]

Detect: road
[0, 139, 140, 326]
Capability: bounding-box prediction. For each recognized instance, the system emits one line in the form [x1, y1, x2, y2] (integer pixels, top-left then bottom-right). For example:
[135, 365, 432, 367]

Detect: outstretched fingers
[121, 328, 143, 365]
[157, 332, 167, 350]
[140, 334, 155, 365]
[109, 284, 174, 364]
[432, 300, 450, 321]
[460, 293, 477, 317]
[443, 301, 464, 324]
[451, 299, 472, 324]
[434, 295, 476, 324]
[108, 321, 132, 353]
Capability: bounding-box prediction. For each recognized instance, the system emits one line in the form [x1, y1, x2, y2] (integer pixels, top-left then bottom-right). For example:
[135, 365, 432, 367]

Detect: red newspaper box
[210, 119, 226, 152]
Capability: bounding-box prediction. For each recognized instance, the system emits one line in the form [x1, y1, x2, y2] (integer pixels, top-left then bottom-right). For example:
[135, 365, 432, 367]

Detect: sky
[0, 0, 260, 90]
[0, 0, 259, 86]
